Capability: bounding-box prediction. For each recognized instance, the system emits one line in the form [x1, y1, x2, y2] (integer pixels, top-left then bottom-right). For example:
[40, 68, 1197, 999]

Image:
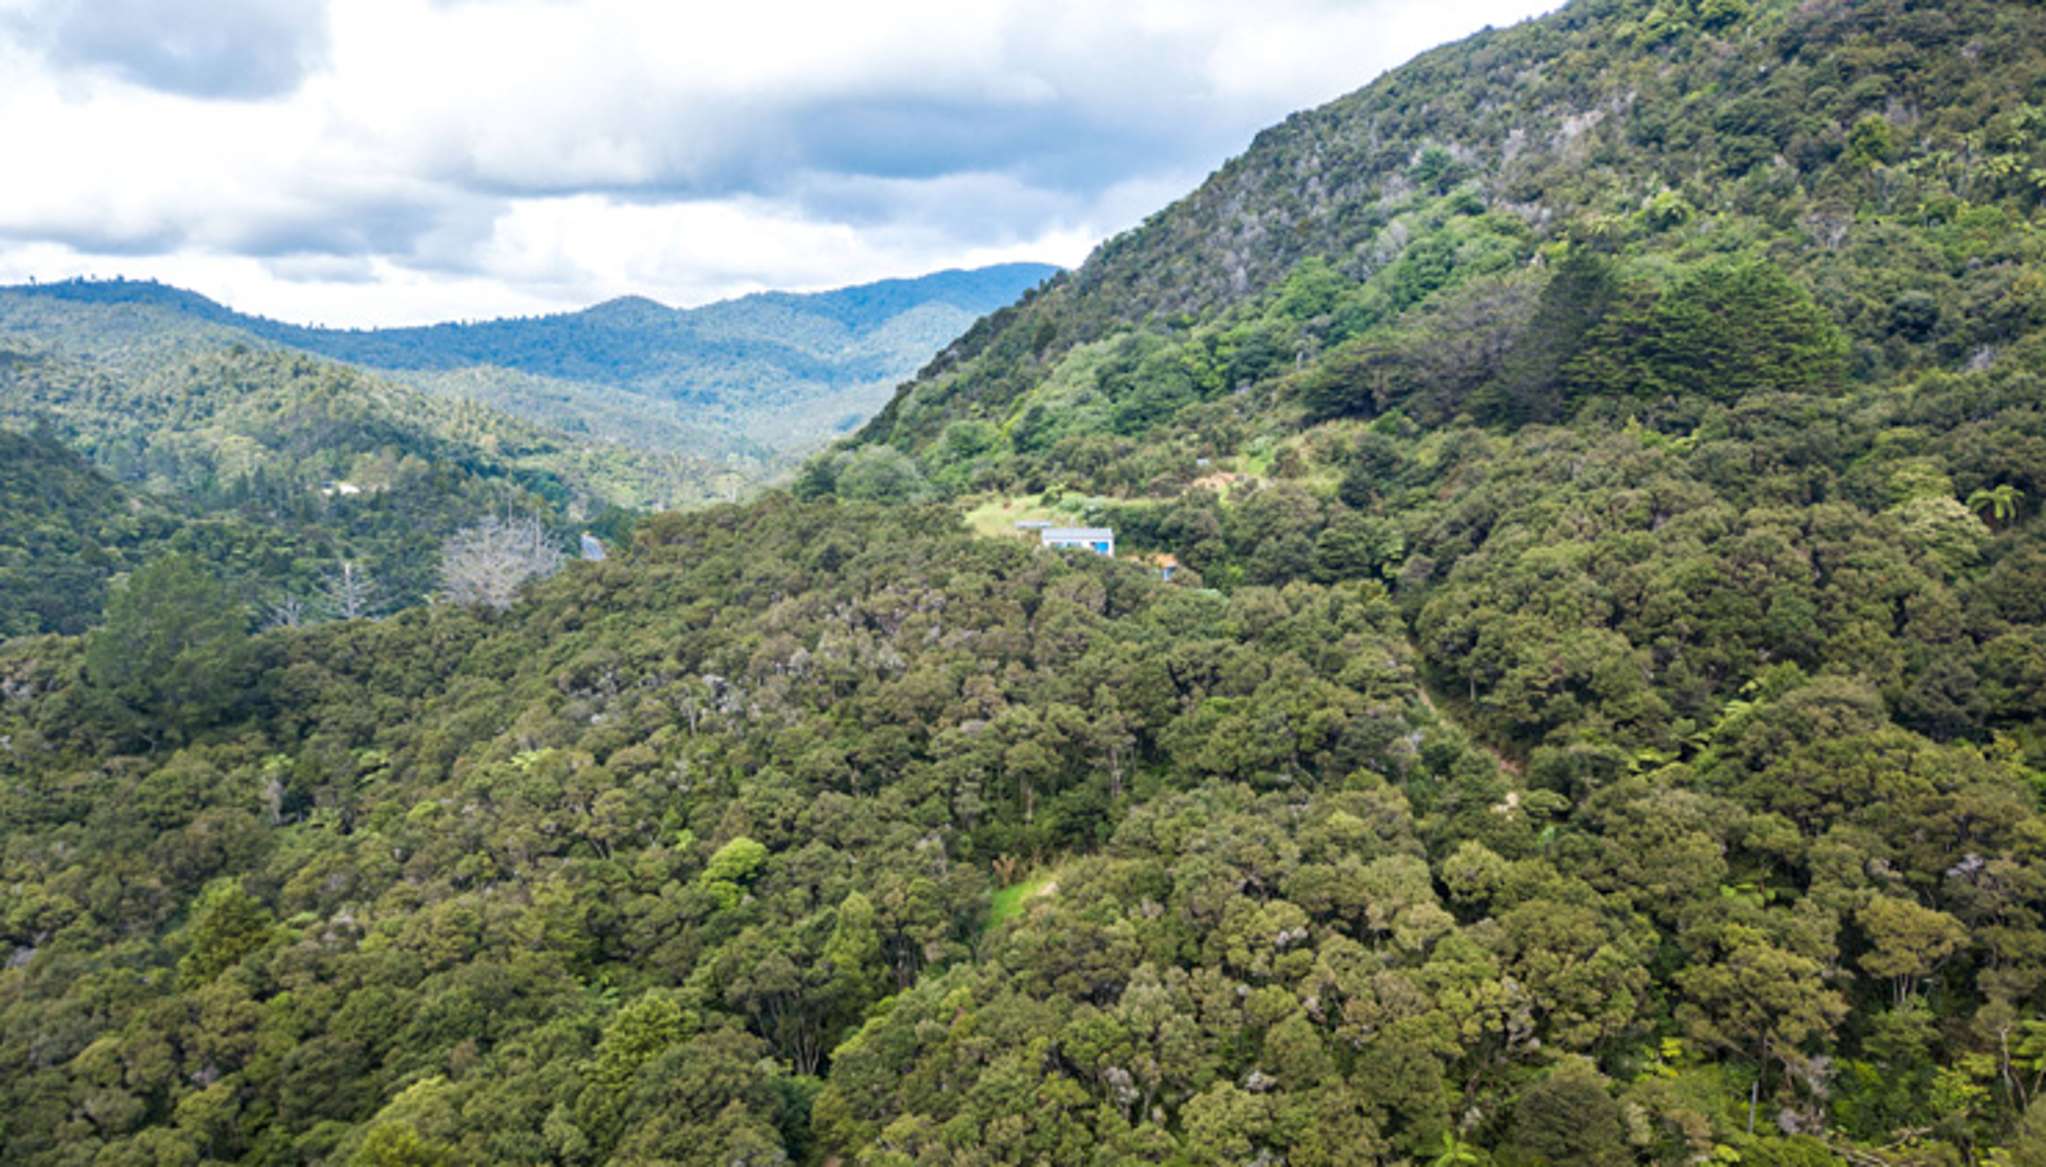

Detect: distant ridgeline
[0, 264, 1054, 634]
[1, 262, 1057, 457]
[6, 1, 2046, 1166]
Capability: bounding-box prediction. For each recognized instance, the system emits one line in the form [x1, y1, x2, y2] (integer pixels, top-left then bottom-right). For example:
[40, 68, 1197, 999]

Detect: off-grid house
[1040, 527, 1114, 557]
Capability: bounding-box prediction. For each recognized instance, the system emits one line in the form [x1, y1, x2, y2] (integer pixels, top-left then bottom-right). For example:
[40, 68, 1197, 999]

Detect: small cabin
[1041, 527, 1114, 557]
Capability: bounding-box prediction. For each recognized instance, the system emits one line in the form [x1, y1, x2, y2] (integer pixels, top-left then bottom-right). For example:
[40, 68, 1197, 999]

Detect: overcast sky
[0, 0, 1557, 327]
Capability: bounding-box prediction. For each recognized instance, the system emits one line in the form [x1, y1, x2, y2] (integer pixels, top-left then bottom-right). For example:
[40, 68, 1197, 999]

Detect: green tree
[1969, 484, 2025, 528]
[177, 878, 276, 986]
[84, 553, 257, 744]
[1508, 1058, 1629, 1166]
[2005, 1096, 2046, 1167]
[1677, 925, 1849, 1134]
[1566, 257, 1847, 405]
[1858, 896, 1967, 1005]
[1847, 114, 1897, 166]
[701, 835, 769, 910]
[575, 991, 691, 1154]
[1481, 247, 1619, 425]
[351, 1123, 453, 1167]
[836, 447, 928, 503]
[824, 891, 888, 1021]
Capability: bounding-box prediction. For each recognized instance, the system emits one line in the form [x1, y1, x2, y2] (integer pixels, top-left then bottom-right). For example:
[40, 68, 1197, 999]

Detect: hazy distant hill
[0, 338, 681, 633]
[0, 263, 1058, 457]
[0, 265, 1056, 631]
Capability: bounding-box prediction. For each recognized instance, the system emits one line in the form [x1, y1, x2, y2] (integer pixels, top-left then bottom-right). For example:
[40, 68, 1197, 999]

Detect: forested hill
[1, 263, 1057, 455]
[5, 1, 2046, 1165]
[0, 265, 1057, 633]
[0, 342, 662, 636]
[853, 0, 2043, 455]
[4, 264, 1056, 382]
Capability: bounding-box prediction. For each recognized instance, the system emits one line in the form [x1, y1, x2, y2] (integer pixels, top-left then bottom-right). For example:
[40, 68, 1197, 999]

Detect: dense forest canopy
[5, 0, 2046, 1165]
[0, 343, 643, 637]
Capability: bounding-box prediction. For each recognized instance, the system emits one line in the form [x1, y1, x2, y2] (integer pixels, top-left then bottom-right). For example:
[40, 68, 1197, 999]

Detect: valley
[0, 265, 1055, 635]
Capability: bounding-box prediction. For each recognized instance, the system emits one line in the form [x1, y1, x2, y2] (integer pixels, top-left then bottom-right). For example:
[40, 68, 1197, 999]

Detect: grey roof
[1042, 527, 1114, 540]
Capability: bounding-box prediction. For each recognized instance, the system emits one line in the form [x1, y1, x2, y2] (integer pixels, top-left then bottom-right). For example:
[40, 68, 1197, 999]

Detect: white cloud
[11, 0, 328, 99]
[0, 0, 1559, 326]
[472, 192, 1101, 303]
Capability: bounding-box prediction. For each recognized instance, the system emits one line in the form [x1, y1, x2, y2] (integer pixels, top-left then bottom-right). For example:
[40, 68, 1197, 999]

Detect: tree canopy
[5, 0, 2046, 1163]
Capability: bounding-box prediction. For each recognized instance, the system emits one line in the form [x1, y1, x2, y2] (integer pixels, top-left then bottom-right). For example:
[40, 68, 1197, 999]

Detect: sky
[0, 0, 1559, 327]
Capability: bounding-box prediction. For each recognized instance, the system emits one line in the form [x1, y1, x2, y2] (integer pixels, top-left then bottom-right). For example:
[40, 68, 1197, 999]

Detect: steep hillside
[0, 427, 156, 638]
[826, 0, 2046, 754]
[0, 425, 463, 640]
[855, 0, 2044, 453]
[0, 267, 1062, 634]
[0, 338, 708, 509]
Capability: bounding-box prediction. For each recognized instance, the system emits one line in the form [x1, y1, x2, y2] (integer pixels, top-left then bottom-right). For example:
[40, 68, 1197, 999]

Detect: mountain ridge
[2, 262, 1058, 334]
[1, 262, 1059, 385]
[853, 0, 2043, 458]
[0, 261, 1061, 510]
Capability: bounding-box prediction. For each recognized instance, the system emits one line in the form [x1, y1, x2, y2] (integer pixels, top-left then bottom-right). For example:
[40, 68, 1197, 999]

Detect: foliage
[6, 0, 2046, 1164]
[1563, 256, 1849, 407]
[0, 346, 591, 636]
[1, 263, 1056, 480]
[82, 553, 260, 745]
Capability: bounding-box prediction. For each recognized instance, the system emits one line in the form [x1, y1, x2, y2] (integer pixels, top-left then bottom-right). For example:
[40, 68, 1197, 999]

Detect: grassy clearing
[959, 492, 1111, 540]
[986, 873, 1054, 930]
[961, 493, 1058, 540]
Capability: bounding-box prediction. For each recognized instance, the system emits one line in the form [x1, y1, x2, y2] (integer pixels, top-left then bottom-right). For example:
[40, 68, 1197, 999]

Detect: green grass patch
[959, 492, 1110, 541]
[986, 874, 1054, 930]
[961, 493, 1057, 540]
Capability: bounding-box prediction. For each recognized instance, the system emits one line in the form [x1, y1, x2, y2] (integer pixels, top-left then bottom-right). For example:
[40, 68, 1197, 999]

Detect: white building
[1040, 527, 1114, 557]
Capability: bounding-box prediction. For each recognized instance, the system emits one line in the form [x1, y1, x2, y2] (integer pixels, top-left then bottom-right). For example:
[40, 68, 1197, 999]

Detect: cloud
[263, 254, 379, 285]
[0, 0, 1561, 325]
[314, 0, 1419, 201]
[15, 0, 327, 99]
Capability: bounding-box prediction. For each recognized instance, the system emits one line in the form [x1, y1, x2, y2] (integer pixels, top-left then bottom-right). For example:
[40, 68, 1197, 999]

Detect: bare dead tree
[324, 560, 376, 620]
[265, 594, 310, 630]
[438, 515, 564, 613]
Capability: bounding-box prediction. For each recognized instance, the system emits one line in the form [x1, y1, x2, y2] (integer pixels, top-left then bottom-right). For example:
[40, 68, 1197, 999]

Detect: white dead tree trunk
[325, 560, 377, 620]
[265, 595, 309, 630]
[438, 515, 564, 613]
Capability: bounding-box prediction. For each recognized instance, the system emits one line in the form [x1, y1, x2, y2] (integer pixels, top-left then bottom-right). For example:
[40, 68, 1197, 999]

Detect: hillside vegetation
[4, 1, 2046, 1165]
[839, 0, 2046, 760]
[0, 267, 1054, 635]
[0, 341, 652, 636]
